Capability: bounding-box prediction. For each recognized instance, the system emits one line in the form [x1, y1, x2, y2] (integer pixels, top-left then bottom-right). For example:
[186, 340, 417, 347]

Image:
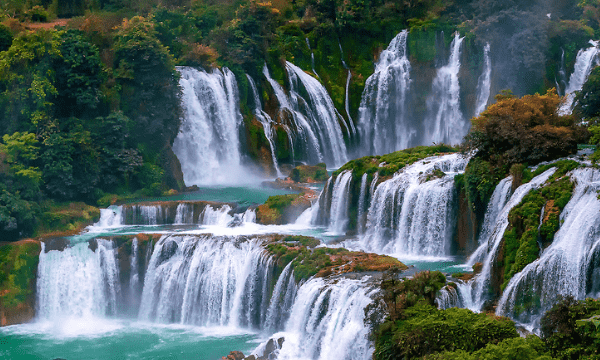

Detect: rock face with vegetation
[266, 235, 407, 282]
[0, 240, 41, 326]
[255, 192, 314, 225]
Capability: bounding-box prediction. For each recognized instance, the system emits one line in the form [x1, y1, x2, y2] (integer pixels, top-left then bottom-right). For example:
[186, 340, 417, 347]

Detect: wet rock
[222, 351, 245, 360]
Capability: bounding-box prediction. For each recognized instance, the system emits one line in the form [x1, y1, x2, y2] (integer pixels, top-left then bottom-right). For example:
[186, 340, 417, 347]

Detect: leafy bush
[541, 296, 600, 360]
[375, 303, 519, 359]
[464, 90, 586, 168]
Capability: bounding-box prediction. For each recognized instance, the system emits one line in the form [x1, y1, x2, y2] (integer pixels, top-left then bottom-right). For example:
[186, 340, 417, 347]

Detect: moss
[290, 163, 328, 182]
[334, 144, 458, 182]
[256, 193, 309, 225]
[266, 240, 406, 282]
[35, 202, 100, 237]
[461, 158, 508, 217]
[501, 176, 575, 289]
[0, 241, 41, 310]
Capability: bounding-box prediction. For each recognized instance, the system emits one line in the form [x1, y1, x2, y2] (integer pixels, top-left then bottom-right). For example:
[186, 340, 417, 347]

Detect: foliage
[0, 241, 40, 309]
[375, 303, 519, 360]
[0, 24, 12, 52]
[113, 16, 182, 149]
[541, 296, 600, 359]
[425, 336, 553, 360]
[458, 157, 507, 216]
[464, 90, 586, 168]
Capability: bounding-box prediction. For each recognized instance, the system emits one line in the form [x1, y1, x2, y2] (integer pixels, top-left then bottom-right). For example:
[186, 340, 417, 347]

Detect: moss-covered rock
[500, 175, 575, 290]
[266, 238, 406, 282]
[255, 193, 313, 225]
[290, 163, 328, 183]
[0, 240, 41, 326]
[35, 202, 100, 238]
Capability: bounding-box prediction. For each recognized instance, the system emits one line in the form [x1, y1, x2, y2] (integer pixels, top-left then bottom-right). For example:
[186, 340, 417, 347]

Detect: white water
[37, 241, 120, 320]
[463, 168, 556, 312]
[467, 176, 513, 265]
[326, 170, 354, 234]
[286, 62, 349, 167]
[359, 154, 468, 257]
[559, 40, 599, 115]
[474, 43, 492, 117]
[426, 33, 468, 146]
[496, 168, 600, 329]
[173, 67, 255, 185]
[272, 278, 376, 360]
[247, 75, 282, 176]
[139, 235, 275, 328]
[93, 206, 122, 228]
[358, 30, 413, 155]
[357, 173, 369, 235]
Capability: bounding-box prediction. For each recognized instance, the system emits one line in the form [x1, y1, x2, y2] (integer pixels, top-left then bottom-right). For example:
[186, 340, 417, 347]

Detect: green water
[127, 185, 297, 207]
[0, 321, 260, 360]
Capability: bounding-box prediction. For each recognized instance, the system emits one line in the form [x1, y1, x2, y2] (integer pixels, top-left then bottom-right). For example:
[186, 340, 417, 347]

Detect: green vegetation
[425, 336, 553, 360]
[0, 241, 40, 310]
[290, 163, 328, 183]
[501, 176, 575, 289]
[541, 296, 600, 359]
[335, 144, 457, 181]
[373, 270, 531, 360]
[266, 239, 406, 282]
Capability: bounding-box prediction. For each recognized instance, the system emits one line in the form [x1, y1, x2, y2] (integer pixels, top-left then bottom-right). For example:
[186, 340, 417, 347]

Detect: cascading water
[173, 67, 250, 185]
[462, 168, 557, 312]
[474, 43, 492, 117]
[326, 170, 354, 234]
[467, 176, 513, 265]
[359, 154, 468, 257]
[247, 75, 282, 176]
[37, 241, 121, 319]
[496, 168, 600, 329]
[338, 41, 356, 137]
[357, 30, 413, 155]
[139, 235, 277, 328]
[273, 278, 376, 360]
[357, 173, 369, 235]
[559, 40, 600, 115]
[425, 33, 468, 146]
[263, 65, 323, 164]
[286, 62, 349, 167]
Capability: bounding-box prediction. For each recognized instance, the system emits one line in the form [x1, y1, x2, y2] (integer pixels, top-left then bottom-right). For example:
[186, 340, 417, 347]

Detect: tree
[113, 16, 182, 150]
[464, 89, 585, 167]
[53, 30, 103, 118]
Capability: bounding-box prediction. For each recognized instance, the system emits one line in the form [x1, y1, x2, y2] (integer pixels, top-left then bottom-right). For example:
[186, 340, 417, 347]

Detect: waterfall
[173, 67, 249, 185]
[338, 41, 356, 136]
[306, 37, 320, 79]
[94, 206, 122, 228]
[467, 176, 513, 265]
[130, 238, 139, 295]
[357, 173, 369, 235]
[174, 203, 193, 225]
[425, 33, 467, 146]
[286, 62, 349, 167]
[357, 30, 413, 155]
[463, 168, 557, 312]
[264, 262, 297, 331]
[326, 170, 354, 234]
[139, 235, 276, 328]
[274, 278, 376, 360]
[200, 205, 234, 226]
[263, 65, 323, 164]
[559, 40, 600, 115]
[247, 75, 282, 176]
[474, 43, 492, 117]
[359, 154, 468, 257]
[496, 168, 600, 329]
[556, 48, 568, 96]
[37, 241, 121, 319]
